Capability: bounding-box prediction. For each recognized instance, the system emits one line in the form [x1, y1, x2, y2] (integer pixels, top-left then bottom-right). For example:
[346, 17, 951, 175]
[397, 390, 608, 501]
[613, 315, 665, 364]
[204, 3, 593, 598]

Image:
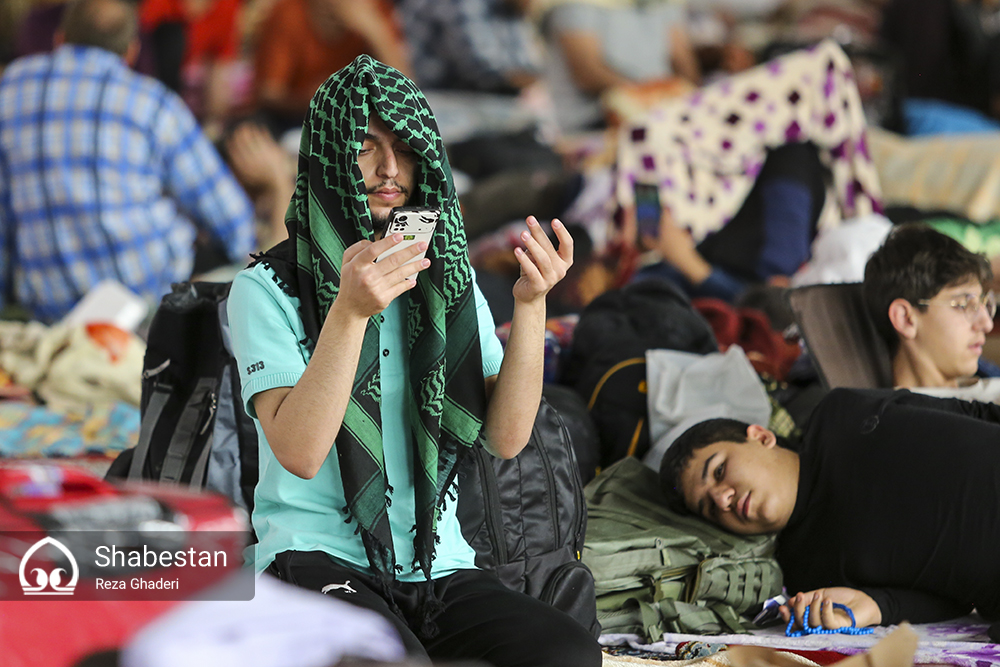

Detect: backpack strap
[160, 377, 217, 483]
[628, 599, 666, 642]
[129, 386, 172, 480]
[190, 429, 214, 489]
[708, 602, 747, 634]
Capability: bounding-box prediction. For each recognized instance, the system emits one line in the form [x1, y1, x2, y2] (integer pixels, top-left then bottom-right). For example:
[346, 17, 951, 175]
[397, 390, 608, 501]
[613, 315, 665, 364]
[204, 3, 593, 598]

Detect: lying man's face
[679, 425, 799, 535]
[358, 114, 417, 234]
[901, 279, 995, 385]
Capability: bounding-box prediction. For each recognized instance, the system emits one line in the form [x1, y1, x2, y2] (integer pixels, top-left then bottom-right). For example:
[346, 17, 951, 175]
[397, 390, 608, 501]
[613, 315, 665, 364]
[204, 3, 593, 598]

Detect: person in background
[537, 0, 700, 132]
[12, 0, 157, 75]
[0, 0, 254, 322]
[397, 0, 542, 94]
[224, 121, 294, 251]
[139, 0, 243, 138]
[253, 0, 411, 135]
[863, 223, 999, 398]
[630, 142, 827, 303]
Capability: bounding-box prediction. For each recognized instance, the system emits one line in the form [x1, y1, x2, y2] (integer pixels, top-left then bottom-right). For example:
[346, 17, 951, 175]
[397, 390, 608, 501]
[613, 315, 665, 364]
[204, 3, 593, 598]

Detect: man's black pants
[267, 550, 602, 667]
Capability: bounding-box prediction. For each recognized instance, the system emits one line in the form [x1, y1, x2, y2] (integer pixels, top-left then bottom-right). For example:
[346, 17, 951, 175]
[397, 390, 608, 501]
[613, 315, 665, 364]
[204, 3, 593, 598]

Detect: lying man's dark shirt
[778, 388, 1000, 625]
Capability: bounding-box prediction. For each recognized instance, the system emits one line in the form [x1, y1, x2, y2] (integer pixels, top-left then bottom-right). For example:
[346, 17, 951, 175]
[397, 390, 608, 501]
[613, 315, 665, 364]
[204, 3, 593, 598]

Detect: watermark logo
[1, 530, 254, 601]
[19, 536, 79, 595]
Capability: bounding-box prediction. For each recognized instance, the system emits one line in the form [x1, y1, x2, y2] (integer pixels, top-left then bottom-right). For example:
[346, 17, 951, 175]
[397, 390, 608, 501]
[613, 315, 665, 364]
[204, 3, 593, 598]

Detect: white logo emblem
[321, 580, 356, 595]
[19, 536, 79, 595]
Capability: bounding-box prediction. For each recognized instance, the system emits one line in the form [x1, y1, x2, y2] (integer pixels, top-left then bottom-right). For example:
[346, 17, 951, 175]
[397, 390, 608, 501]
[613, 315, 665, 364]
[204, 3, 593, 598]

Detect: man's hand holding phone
[330, 207, 440, 323]
[334, 233, 430, 322]
[375, 207, 439, 280]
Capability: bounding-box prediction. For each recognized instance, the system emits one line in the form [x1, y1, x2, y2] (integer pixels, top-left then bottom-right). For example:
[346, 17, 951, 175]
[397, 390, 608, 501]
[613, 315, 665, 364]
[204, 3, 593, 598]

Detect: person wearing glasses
[863, 223, 999, 400]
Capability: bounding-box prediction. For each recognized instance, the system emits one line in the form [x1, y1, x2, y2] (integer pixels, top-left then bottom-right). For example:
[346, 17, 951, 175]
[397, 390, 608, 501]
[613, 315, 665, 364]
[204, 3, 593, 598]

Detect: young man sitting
[659, 388, 1000, 639]
[227, 55, 601, 666]
[863, 223, 998, 397]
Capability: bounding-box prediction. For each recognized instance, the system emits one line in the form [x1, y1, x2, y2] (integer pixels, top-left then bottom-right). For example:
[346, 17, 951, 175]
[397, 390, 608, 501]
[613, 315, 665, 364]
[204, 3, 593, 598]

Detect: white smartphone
[375, 206, 440, 280]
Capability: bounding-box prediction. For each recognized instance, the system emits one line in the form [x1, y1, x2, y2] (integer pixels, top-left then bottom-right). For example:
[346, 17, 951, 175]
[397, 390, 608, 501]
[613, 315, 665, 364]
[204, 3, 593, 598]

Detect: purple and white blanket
[601, 615, 998, 666]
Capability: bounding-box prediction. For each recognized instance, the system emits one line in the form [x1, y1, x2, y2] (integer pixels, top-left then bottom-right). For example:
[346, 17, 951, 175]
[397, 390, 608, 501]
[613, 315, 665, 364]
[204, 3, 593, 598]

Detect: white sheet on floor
[121, 574, 406, 667]
[601, 614, 995, 667]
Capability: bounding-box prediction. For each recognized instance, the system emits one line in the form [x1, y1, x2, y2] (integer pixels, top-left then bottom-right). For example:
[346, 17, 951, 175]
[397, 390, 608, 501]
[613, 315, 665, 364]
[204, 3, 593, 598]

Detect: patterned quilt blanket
[0, 400, 139, 459]
[602, 614, 996, 666]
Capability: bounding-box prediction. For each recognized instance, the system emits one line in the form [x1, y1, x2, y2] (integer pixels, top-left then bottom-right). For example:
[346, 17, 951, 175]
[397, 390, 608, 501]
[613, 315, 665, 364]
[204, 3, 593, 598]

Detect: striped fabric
[0, 44, 254, 322]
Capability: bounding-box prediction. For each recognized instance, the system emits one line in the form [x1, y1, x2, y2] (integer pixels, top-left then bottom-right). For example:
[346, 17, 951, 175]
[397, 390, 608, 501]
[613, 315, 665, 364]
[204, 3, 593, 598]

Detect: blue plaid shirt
[0, 45, 254, 322]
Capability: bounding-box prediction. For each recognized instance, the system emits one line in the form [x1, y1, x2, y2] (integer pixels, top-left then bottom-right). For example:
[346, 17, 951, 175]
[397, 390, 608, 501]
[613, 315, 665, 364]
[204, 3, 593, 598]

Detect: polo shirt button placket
[383, 349, 390, 357]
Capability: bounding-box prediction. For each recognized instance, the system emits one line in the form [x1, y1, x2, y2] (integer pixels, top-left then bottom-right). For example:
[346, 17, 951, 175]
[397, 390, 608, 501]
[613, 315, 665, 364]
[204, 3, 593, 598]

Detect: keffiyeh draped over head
[252, 56, 487, 593]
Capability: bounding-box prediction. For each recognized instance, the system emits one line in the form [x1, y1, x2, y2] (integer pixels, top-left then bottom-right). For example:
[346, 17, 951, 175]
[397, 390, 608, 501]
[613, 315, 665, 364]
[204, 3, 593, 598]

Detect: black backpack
[106, 282, 258, 513]
[457, 384, 599, 637]
[560, 279, 718, 470]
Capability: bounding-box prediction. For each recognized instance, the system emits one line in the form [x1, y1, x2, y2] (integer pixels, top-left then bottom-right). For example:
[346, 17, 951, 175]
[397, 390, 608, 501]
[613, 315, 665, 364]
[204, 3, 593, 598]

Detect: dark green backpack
[584, 457, 782, 641]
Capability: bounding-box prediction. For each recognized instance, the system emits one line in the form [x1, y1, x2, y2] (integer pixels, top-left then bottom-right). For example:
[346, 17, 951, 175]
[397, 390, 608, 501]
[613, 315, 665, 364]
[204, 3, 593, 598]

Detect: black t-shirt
[777, 388, 1000, 625]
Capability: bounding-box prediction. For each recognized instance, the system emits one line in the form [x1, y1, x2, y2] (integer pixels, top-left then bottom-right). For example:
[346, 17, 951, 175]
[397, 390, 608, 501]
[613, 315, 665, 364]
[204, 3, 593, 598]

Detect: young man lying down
[659, 387, 1000, 641]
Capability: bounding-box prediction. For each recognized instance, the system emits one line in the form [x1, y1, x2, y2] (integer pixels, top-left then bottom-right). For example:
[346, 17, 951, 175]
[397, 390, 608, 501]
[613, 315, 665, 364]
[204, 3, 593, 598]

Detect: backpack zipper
[533, 418, 561, 549]
[199, 390, 218, 436]
[477, 448, 507, 564]
[555, 406, 586, 556]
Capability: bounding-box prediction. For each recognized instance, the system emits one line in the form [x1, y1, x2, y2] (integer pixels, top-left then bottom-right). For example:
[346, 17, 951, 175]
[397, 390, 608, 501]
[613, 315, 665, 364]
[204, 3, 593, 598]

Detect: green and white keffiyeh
[252, 56, 487, 591]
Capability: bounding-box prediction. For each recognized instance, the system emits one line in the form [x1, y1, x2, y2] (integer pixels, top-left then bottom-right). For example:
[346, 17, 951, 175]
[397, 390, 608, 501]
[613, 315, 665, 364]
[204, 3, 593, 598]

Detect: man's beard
[368, 180, 410, 235]
[372, 212, 391, 235]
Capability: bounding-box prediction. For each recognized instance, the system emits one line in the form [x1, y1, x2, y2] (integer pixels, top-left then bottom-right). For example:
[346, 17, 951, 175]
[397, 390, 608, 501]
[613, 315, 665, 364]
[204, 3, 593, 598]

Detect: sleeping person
[659, 388, 1000, 641]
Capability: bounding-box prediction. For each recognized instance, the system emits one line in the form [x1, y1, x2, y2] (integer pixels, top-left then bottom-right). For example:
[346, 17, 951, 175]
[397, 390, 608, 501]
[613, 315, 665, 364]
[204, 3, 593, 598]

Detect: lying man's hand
[779, 587, 882, 632]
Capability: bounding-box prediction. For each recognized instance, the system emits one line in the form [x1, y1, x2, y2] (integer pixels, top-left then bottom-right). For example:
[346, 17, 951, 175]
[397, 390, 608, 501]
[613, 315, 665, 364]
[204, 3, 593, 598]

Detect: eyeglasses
[917, 290, 997, 322]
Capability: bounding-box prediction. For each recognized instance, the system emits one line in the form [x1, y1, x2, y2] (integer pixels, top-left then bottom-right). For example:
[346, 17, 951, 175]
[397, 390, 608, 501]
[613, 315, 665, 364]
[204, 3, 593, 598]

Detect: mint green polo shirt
[228, 263, 504, 578]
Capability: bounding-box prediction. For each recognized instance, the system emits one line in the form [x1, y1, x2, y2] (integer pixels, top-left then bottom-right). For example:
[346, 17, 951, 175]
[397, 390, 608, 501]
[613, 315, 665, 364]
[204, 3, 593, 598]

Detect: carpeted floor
[601, 649, 820, 666]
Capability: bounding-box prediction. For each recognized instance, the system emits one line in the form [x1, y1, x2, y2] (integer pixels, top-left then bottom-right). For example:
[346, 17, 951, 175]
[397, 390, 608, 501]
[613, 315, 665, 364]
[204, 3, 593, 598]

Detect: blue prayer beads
[785, 603, 875, 637]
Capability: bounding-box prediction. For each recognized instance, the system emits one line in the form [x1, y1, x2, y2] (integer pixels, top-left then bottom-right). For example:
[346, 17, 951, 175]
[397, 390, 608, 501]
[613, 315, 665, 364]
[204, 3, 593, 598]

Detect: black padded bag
[107, 282, 258, 513]
[560, 279, 718, 467]
[543, 383, 601, 485]
[457, 385, 599, 637]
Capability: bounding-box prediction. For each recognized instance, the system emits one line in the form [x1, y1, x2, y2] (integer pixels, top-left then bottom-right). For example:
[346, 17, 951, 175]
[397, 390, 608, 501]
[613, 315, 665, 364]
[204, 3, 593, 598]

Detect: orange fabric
[253, 0, 396, 110]
[140, 0, 240, 65]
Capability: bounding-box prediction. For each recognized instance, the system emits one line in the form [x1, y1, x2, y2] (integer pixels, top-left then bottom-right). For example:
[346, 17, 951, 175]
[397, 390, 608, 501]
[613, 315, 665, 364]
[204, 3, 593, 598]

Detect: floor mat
[601, 614, 996, 667]
[602, 646, 820, 666]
